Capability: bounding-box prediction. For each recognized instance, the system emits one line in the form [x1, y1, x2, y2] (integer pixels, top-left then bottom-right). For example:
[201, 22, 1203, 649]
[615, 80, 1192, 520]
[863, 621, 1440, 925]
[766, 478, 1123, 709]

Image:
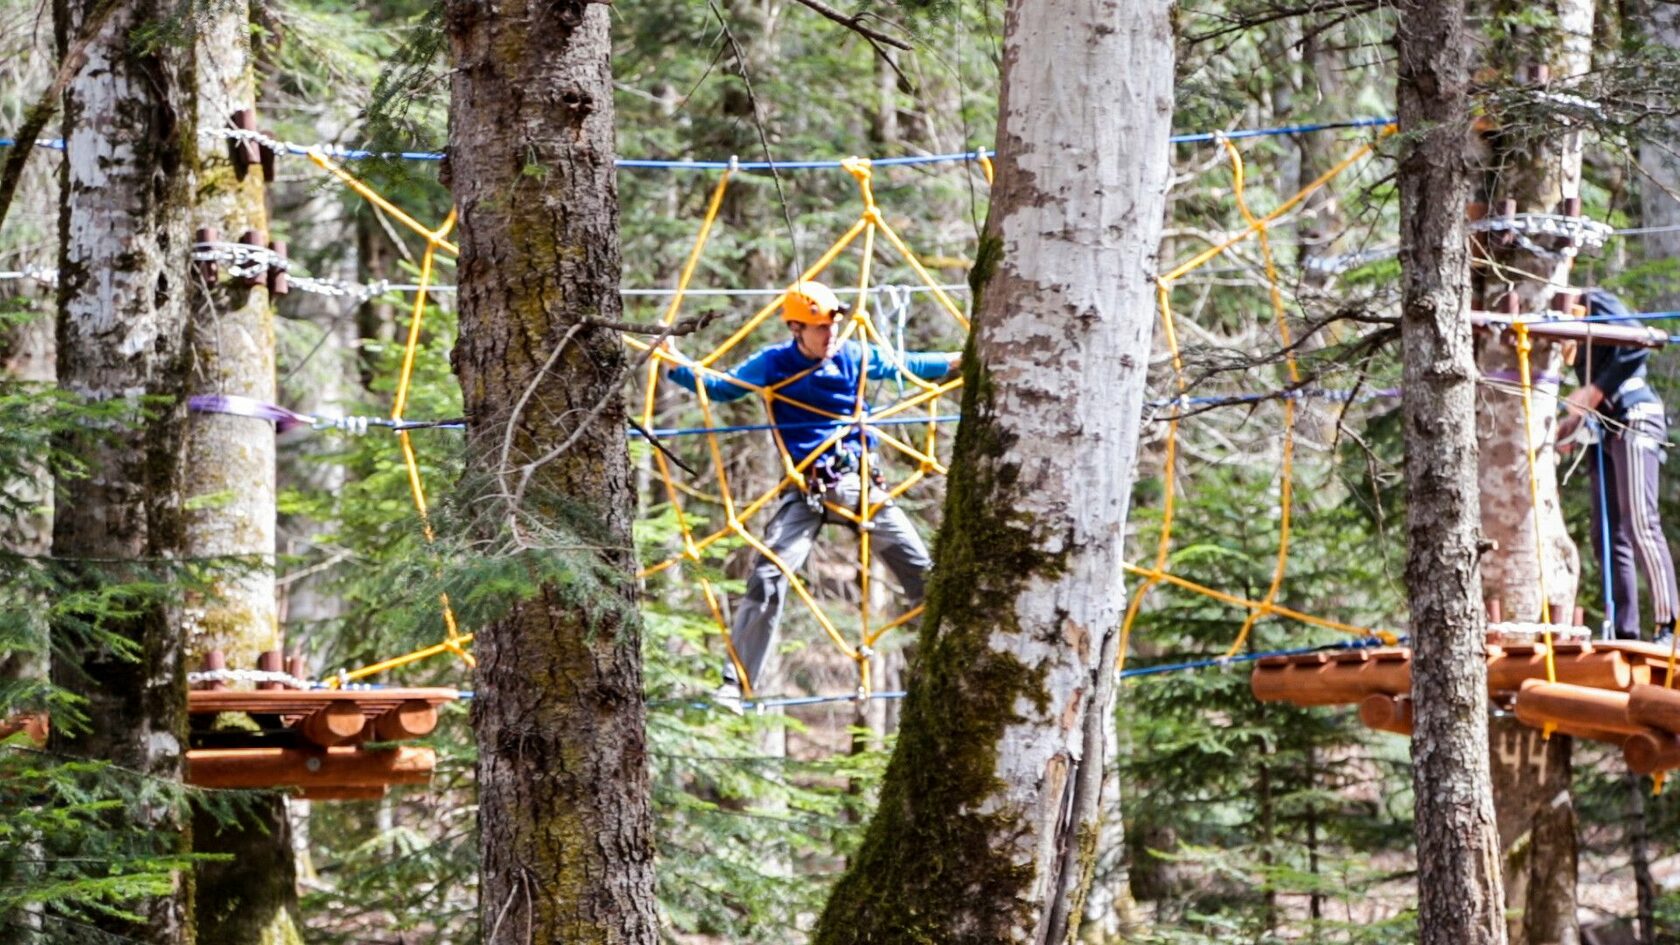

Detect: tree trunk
[445, 2, 659, 942]
[812, 0, 1174, 940]
[49, 0, 194, 941]
[1474, 2, 1594, 941]
[1638, 0, 1680, 312]
[1396, 1, 1510, 942]
[183, 5, 298, 943]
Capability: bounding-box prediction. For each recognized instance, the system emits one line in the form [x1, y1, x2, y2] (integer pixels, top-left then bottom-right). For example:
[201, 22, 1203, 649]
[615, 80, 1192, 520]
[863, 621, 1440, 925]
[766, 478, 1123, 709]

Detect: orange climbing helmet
[782, 281, 848, 325]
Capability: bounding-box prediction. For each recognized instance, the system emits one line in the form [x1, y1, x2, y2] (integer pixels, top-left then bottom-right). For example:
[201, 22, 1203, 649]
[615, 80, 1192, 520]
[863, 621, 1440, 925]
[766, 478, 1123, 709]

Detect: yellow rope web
[1117, 126, 1401, 674]
[301, 126, 1402, 696]
[307, 150, 474, 688]
[629, 158, 970, 697]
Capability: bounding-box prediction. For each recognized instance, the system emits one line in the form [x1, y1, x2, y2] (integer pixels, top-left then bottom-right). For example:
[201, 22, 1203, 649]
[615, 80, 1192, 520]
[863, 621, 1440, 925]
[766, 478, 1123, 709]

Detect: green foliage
[0, 320, 260, 938]
[1120, 462, 1412, 941]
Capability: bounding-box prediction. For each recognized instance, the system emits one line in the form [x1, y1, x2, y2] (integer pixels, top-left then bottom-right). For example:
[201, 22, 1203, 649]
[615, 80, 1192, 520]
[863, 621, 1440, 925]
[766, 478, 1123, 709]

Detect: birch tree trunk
[1639, 0, 1680, 313]
[1396, 1, 1509, 942]
[1474, 3, 1594, 940]
[446, 1, 659, 942]
[49, 0, 194, 941]
[812, 0, 1174, 940]
[182, 5, 297, 942]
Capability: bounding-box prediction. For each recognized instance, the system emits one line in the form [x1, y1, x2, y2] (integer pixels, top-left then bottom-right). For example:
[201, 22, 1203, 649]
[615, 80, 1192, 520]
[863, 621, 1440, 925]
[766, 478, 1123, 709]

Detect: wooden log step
[1512, 680, 1646, 738]
[1626, 684, 1680, 734]
[292, 786, 389, 802]
[373, 700, 439, 741]
[297, 703, 369, 747]
[1623, 731, 1680, 775]
[1251, 658, 1409, 705]
[187, 746, 436, 790]
[1359, 694, 1413, 736]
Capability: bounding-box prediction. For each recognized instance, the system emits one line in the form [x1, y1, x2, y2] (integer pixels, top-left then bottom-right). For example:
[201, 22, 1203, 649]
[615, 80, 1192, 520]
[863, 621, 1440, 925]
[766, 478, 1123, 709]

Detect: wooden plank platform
[1250, 639, 1680, 773]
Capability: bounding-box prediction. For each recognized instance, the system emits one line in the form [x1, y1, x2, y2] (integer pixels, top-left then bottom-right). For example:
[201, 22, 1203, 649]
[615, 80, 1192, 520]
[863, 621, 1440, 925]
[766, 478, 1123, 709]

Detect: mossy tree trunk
[445, 1, 659, 942]
[183, 4, 298, 943]
[49, 0, 195, 941]
[811, 0, 1174, 940]
[1473, 2, 1594, 940]
[1396, 0, 1509, 941]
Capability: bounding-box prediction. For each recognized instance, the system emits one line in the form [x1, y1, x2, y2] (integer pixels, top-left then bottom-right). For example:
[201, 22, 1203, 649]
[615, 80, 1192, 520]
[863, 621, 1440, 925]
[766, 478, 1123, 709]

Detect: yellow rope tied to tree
[1117, 127, 1400, 674]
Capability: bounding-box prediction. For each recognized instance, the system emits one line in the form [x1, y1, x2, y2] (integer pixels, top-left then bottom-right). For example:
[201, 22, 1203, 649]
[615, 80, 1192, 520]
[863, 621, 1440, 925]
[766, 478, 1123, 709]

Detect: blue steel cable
[1116, 636, 1391, 679]
[650, 637, 1397, 714]
[4, 116, 1397, 169]
[1593, 421, 1617, 638]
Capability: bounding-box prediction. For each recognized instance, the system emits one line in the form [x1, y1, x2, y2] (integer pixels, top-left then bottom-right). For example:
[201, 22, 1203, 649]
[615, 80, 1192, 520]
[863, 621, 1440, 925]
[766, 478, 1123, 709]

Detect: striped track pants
[1589, 404, 1679, 638]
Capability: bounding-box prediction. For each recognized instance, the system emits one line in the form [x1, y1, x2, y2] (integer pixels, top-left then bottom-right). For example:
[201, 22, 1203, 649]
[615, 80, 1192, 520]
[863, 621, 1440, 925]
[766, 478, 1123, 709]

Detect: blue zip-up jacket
[1575, 289, 1660, 422]
[666, 339, 956, 465]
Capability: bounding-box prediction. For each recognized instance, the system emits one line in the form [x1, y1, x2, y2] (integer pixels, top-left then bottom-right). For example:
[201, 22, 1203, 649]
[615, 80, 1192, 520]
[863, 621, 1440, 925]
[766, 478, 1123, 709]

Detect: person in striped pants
[1559, 289, 1678, 641]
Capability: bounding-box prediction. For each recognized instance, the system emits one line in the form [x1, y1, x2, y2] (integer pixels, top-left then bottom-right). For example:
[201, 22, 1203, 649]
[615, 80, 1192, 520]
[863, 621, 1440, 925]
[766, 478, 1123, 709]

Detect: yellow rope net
[307, 125, 1406, 696]
[1117, 126, 1402, 673]
[628, 158, 971, 697]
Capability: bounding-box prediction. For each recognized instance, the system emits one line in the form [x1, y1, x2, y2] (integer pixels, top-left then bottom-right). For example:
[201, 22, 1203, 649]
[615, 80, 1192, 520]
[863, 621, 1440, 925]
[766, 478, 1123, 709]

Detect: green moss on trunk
[813, 336, 1069, 943]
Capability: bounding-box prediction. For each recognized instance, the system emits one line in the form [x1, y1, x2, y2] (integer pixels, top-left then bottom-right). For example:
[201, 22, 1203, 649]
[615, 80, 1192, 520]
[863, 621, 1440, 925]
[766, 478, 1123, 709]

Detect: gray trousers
[723, 471, 932, 689]
[1589, 405, 1679, 638]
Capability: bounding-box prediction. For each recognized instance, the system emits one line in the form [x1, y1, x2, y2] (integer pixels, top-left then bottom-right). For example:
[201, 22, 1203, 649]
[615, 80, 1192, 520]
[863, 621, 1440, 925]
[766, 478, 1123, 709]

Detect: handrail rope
[1221, 138, 1301, 659]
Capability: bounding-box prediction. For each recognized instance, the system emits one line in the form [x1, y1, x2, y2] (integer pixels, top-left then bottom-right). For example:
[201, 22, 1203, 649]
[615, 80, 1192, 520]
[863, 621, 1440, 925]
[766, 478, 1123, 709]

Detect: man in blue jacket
[1558, 288, 1678, 641]
[664, 281, 960, 699]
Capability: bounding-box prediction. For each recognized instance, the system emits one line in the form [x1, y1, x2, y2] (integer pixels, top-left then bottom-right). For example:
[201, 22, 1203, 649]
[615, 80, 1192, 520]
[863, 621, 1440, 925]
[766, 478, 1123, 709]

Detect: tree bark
[812, 0, 1174, 940]
[49, 0, 195, 941]
[445, 1, 659, 942]
[1638, 0, 1680, 313]
[1396, 0, 1510, 942]
[1474, 2, 1595, 941]
[183, 4, 298, 943]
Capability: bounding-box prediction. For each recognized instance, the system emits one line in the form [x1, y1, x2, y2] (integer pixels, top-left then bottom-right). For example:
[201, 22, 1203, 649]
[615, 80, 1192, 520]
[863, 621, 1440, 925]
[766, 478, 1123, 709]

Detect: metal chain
[1486, 620, 1591, 643]
[187, 667, 317, 689]
[1470, 213, 1615, 261]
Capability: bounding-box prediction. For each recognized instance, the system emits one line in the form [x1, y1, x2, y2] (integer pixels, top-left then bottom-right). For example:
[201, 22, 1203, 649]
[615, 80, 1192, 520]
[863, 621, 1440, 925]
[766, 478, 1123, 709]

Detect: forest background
[3, 0, 1680, 942]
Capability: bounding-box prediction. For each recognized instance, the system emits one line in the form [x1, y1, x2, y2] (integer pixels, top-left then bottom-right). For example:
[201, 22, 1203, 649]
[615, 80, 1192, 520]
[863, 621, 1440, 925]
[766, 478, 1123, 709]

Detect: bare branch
[581, 308, 726, 336]
[0, 0, 125, 232]
[786, 0, 913, 51]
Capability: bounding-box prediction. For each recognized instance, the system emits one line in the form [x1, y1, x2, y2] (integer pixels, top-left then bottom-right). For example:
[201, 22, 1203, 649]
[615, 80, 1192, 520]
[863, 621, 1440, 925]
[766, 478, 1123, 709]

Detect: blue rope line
[1167, 116, 1394, 145]
[3, 117, 1396, 169]
[1117, 636, 1390, 680]
[649, 637, 1397, 714]
[1593, 425, 1617, 638]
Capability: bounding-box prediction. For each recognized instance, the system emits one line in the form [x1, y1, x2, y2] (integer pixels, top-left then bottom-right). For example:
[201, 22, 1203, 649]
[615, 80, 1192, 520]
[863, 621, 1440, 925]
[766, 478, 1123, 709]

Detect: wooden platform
[1252, 638, 1680, 773]
[186, 679, 459, 800]
[4, 650, 461, 801]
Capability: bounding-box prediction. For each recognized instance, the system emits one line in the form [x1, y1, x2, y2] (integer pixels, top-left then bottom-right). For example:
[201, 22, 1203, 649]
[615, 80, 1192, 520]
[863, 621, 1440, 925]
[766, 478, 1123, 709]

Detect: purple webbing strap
[1481, 368, 1564, 388]
[188, 394, 314, 433]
